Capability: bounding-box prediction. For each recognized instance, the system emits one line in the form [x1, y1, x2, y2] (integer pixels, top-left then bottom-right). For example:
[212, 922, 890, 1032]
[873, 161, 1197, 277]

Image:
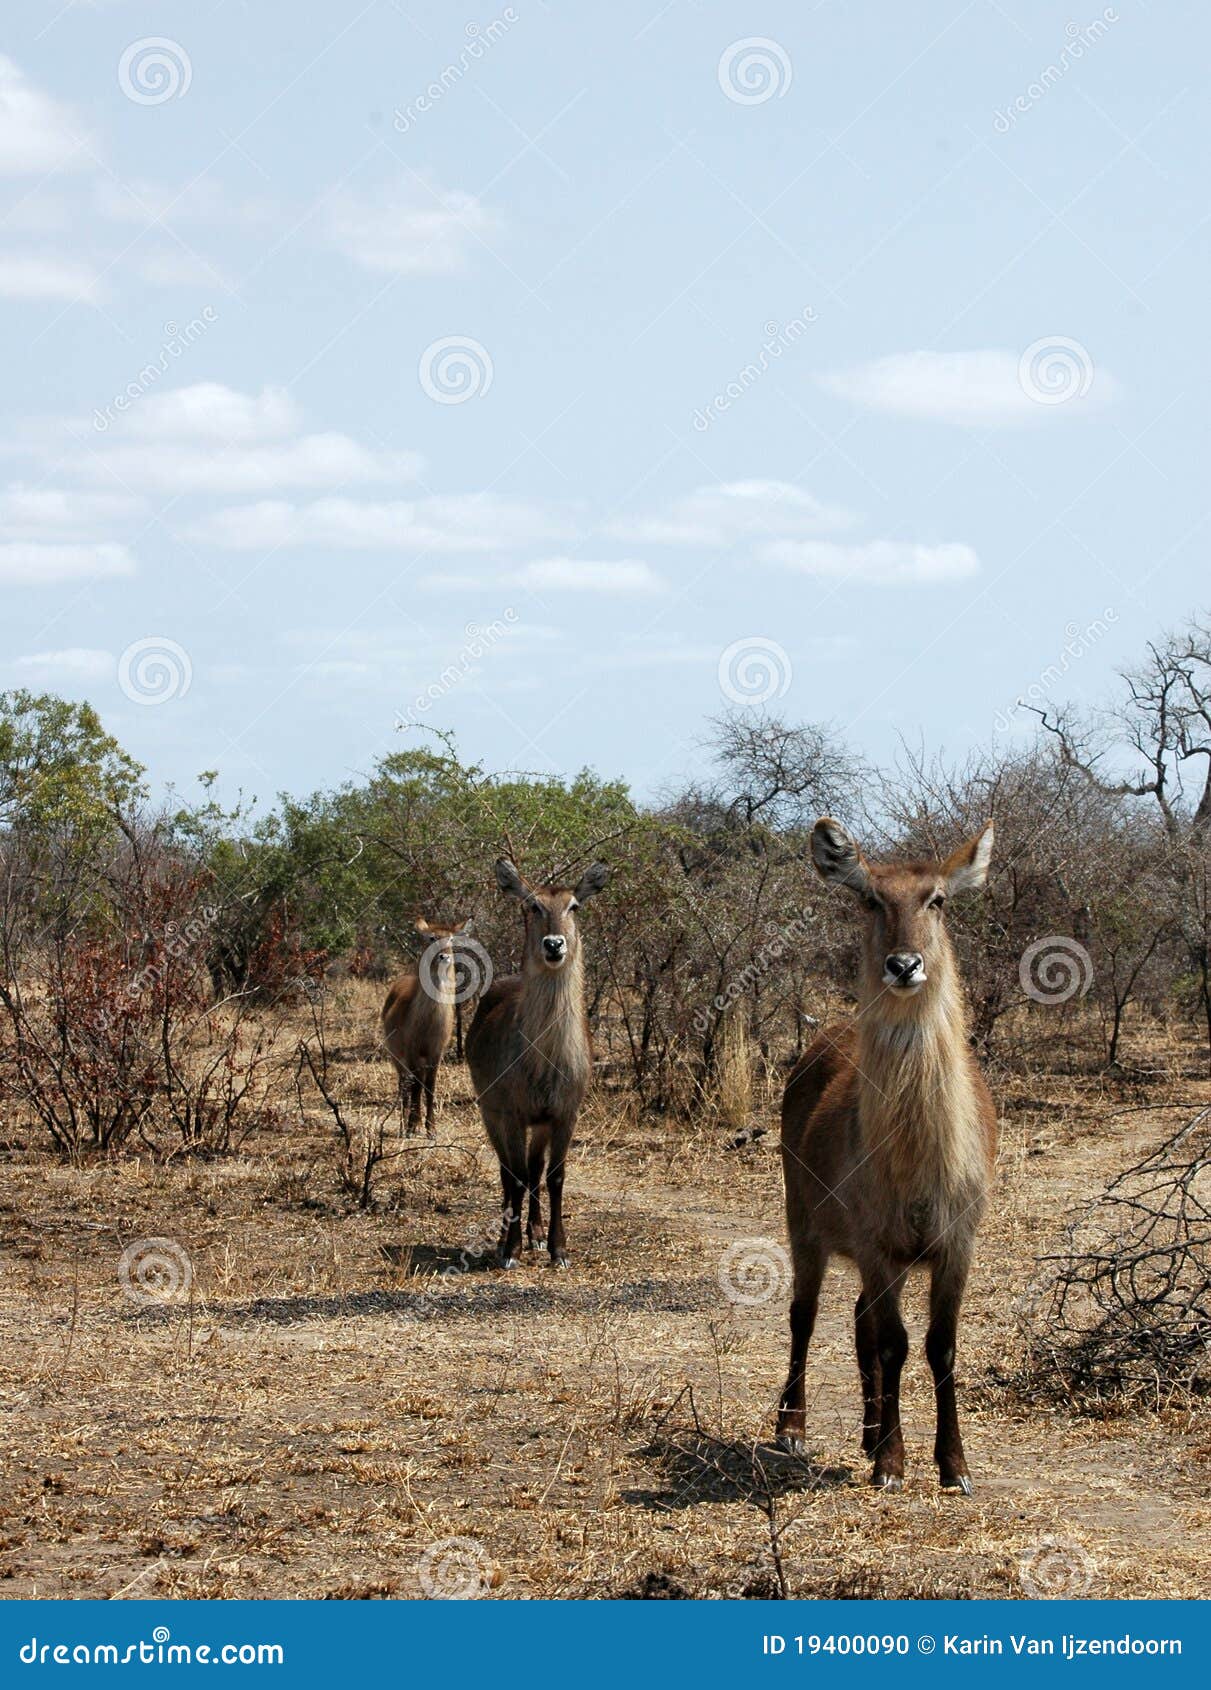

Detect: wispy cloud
[326, 177, 500, 275]
[0, 57, 93, 176]
[0, 254, 100, 300]
[820, 348, 1117, 425]
[190, 493, 568, 552]
[0, 542, 134, 584]
[614, 480, 853, 546]
[509, 557, 665, 594]
[12, 647, 114, 683]
[763, 538, 980, 584]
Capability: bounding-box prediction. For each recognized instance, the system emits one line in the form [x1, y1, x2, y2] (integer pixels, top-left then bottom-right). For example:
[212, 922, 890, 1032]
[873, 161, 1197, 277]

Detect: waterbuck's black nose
[542, 935, 567, 959]
[885, 951, 923, 982]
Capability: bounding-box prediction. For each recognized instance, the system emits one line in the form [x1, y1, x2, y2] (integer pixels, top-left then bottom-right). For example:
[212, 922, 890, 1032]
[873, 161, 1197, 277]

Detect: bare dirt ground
[2, 984, 1209, 1601]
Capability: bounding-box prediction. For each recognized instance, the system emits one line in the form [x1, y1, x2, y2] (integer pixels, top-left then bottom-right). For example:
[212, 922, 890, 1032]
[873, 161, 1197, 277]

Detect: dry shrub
[1022, 1106, 1211, 1408]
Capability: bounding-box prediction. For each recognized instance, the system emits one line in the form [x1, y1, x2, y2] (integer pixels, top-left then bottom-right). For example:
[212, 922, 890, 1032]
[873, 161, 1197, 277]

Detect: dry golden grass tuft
[1, 983, 1209, 1600]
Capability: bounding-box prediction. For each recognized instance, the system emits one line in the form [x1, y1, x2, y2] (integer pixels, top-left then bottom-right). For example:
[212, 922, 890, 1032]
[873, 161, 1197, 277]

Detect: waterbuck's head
[414, 916, 472, 993]
[494, 859, 609, 974]
[810, 818, 993, 1010]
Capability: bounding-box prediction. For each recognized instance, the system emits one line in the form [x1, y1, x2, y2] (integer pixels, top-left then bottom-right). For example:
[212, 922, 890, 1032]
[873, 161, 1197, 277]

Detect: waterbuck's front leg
[545, 1120, 575, 1268]
[926, 1252, 974, 1494]
[863, 1264, 909, 1489]
[854, 1291, 882, 1456]
[405, 1073, 423, 1137]
[525, 1134, 547, 1251]
[421, 1064, 438, 1139]
[498, 1163, 525, 1268]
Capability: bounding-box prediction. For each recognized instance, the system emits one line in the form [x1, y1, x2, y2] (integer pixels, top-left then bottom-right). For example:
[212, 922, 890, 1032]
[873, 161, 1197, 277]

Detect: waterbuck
[776, 817, 996, 1493]
[381, 918, 471, 1136]
[466, 858, 609, 1268]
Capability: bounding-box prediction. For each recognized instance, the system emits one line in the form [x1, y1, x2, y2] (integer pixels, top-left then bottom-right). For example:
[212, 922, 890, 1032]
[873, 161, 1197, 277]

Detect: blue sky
[1, 0, 1205, 811]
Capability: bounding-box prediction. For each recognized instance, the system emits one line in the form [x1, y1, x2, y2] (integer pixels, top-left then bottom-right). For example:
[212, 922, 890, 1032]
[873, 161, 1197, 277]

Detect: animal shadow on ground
[625, 1427, 852, 1511]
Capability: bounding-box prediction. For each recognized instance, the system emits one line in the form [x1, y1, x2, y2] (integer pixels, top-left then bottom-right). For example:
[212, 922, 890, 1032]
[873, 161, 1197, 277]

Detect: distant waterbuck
[381, 918, 472, 1136]
[776, 818, 997, 1493]
[466, 858, 609, 1268]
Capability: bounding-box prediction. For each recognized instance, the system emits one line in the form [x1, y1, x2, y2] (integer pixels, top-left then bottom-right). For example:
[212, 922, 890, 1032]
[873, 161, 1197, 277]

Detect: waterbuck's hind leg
[405, 1074, 423, 1137]
[775, 1236, 825, 1451]
[854, 1291, 882, 1456]
[926, 1253, 974, 1494]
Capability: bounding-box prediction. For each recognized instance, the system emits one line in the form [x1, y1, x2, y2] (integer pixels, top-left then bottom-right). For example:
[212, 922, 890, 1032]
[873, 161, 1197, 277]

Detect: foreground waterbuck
[466, 858, 609, 1268]
[381, 918, 471, 1136]
[776, 818, 996, 1493]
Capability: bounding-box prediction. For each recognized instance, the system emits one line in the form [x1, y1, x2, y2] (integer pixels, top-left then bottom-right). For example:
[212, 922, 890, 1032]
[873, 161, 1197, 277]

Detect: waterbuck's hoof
[498, 1254, 521, 1271]
[941, 1474, 973, 1497]
[549, 1253, 569, 1270]
[870, 1472, 903, 1492]
[774, 1433, 806, 1456]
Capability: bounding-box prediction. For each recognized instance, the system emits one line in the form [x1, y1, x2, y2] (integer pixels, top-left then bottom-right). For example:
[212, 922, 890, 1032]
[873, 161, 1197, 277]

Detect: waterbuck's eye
[567, 900, 579, 914]
[928, 894, 946, 911]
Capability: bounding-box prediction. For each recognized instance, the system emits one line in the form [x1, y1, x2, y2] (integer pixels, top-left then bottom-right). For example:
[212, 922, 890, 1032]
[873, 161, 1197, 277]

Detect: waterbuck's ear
[943, 821, 994, 895]
[494, 858, 529, 899]
[455, 917, 473, 934]
[573, 861, 609, 903]
[414, 917, 430, 934]
[810, 818, 873, 899]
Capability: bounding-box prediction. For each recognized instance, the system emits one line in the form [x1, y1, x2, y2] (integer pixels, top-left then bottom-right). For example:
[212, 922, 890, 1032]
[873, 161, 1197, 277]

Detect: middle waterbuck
[381, 918, 471, 1136]
[466, 858, 609, 1268]
[776, 817, 997, 1493]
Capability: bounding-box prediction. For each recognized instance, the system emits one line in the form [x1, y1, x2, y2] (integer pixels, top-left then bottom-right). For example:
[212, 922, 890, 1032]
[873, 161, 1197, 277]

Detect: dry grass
[1, 982, 1209, 1601]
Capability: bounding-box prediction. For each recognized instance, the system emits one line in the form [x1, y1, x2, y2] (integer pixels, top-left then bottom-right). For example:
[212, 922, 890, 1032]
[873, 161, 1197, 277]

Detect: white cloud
[614, 480, 852, 546]
[0, 254, 100, 300]
[135, 249, 230, 289]
[13, 647, 113, 683]
[326, 178, 499, 275]
[0, 57, 92, 176]
[94, 177, 267, 227]
[820, 349, 1117, 425]
[126, 382, 301, 442]
[0, 486, 145, 537]
[510, 557, 664, 594]
[68, 381, 424, 493]
[0, 542, 135, 584]
[762, 538, 980, 585]
[190, 494, 568, 552]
